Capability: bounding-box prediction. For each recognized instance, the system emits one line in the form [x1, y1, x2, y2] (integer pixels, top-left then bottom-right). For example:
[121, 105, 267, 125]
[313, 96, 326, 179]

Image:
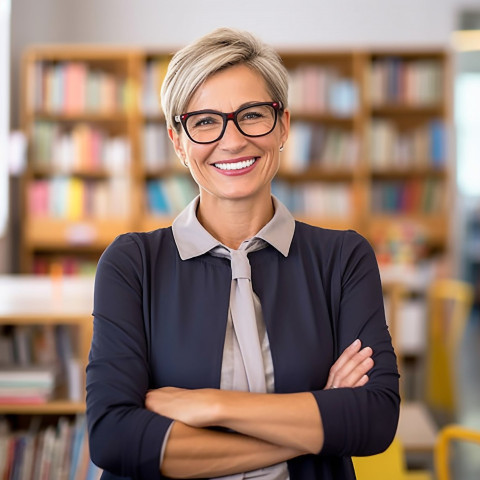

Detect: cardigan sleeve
[86, 234, 173, 479]
[311, 230, 400, 457]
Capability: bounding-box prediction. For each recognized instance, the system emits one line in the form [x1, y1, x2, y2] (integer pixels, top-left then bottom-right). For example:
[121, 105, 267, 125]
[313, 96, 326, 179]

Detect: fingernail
[353, 339, 360, 346]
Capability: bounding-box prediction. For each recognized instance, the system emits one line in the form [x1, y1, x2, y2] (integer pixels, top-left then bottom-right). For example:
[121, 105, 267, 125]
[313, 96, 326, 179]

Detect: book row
[272, 180, 353, 217]
[369, 58, 443, 106]
[371, 179, 444, 214]
[30, 56, 444, 117]
[0, 324, 82, 403]
[31, 61, 134, 114]
[33, 117, 444, 175]
[288, 65, 358, 116]
[369, 119, 446, 169]
[0, 415, 101, 480]
[28, 177, 131, 220]
[281, 122, 358, 172]
[146, 176, 199, 216]
[32, 121, 131, 174]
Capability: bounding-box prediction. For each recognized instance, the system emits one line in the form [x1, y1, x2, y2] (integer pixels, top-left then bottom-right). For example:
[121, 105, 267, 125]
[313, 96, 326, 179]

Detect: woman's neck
[196, 193, 274, 250]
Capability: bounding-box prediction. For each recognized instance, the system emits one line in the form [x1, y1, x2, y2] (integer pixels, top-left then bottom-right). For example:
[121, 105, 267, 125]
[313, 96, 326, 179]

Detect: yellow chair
[424, 279, 474, 418]
[434, 424, 480, 480]
[352, 436, 432, 480]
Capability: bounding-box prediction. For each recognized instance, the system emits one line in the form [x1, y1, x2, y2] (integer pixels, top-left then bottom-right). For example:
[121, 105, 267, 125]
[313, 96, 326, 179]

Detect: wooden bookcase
[0, 275, 93, 414]
[19, 46, 451, 274]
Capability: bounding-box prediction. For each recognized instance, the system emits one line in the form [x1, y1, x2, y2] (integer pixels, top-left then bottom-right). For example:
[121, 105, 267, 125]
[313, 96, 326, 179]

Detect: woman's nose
[219, 118, 248, 149]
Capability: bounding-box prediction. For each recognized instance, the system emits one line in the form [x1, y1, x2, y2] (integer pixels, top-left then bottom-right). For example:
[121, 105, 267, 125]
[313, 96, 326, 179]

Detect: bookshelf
[20, 46, 451, 273]
[0, 275, 93, 413]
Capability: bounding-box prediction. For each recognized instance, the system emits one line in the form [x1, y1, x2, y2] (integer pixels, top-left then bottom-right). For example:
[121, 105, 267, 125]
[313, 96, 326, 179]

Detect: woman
[86, 28, 399, 479]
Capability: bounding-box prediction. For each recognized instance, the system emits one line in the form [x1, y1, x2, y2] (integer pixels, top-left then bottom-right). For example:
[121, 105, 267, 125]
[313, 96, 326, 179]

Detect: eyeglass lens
[185, 104, 277, 143]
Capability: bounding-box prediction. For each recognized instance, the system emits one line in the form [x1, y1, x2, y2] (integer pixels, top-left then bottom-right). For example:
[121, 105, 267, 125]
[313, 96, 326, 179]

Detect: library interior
[1, 1, 480, 479]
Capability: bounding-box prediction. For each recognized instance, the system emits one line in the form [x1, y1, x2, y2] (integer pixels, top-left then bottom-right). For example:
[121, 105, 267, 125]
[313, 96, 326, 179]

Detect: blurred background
[0, 1, 480, 479]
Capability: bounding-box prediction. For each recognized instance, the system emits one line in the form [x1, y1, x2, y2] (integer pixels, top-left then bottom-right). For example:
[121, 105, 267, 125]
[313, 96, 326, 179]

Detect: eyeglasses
[174, 101, 283, 145]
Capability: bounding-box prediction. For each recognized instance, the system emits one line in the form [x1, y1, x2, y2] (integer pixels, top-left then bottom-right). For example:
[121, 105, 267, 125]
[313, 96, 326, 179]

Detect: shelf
[289, 111, 356, 124]
[368, 214, 448, 245]
[278, 167, 357, 181]
[370, 166, 447, 179]
[0, 399, 86, 415]
[24, 218, 131, 250]
[371, 105, 444, 116]
[30, 111, 130, 122]
[30, 167, 127, 179]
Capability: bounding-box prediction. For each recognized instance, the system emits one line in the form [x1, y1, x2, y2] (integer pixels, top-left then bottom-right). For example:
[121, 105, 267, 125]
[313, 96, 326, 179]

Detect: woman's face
[170, 64, 289, 205]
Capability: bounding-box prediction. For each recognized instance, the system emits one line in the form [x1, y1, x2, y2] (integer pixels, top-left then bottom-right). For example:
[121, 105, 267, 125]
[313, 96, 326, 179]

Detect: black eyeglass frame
[174, 101, 283, 145]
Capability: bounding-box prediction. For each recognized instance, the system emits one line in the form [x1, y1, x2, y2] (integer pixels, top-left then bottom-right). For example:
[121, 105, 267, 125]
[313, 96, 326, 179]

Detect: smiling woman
[86, 27, 399, 480]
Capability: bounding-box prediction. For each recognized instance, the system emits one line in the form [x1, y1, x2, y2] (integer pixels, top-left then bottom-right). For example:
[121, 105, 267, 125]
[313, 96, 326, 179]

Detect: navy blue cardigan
[86, 222, 400, 479]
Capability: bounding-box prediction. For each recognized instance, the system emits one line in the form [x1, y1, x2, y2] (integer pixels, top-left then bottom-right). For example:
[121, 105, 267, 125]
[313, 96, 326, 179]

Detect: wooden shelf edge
[24, 217, 132, 249]
[0, 399, 86, 415]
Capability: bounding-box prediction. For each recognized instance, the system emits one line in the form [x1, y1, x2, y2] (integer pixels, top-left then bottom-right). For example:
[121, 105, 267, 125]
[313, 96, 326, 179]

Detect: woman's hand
[145, 386, 221, 427]
[323, 339, 374, 390]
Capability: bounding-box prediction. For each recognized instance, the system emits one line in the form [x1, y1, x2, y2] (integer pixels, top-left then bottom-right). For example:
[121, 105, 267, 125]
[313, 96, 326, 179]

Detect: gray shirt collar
[172, 195, 296, 260]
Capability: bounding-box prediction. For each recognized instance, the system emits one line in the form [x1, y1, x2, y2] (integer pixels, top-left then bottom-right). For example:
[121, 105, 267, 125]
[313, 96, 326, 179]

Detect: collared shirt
[88, 206, 400, 479]
[171, 195, 295, 480]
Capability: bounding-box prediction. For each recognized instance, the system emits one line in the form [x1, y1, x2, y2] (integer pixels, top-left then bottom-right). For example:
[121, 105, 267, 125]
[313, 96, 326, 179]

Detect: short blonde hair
[161, 28, 289, 132]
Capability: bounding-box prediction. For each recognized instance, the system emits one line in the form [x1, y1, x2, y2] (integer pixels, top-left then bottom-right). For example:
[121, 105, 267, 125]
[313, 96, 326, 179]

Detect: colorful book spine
[146, 176, 198, 216]
[34, 61, 132, 114]
[369, 57, 443, 106]
[288, 65, 358, 116]
[32, 121, 131, 174]
[369, 118, 446, 169]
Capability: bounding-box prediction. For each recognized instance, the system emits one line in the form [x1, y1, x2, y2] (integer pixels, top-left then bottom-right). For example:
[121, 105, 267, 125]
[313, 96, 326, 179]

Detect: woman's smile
[212, 156, 258, 174]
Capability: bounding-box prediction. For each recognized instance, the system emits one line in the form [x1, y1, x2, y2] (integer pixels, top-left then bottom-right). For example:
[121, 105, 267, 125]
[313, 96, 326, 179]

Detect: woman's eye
[241, 111, 263, 121]
[192, 116, 221, 128]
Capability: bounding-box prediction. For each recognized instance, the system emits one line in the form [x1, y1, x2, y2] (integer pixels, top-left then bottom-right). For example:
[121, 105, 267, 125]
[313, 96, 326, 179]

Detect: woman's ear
[168, 127, 188, 166]
[279, 109, 290, 147]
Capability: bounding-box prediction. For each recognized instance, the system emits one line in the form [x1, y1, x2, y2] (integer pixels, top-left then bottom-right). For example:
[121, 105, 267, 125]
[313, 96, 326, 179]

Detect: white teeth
[214, 158, 256, 171]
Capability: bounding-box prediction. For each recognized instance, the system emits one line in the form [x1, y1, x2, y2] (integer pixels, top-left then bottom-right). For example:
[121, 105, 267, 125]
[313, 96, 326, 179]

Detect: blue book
[146, 180, 170, 215]
[430, 120, 445, 167]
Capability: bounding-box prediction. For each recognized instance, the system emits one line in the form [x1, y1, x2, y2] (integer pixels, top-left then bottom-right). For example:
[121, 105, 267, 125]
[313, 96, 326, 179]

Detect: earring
[279, 144, 284, 152]
[182, 157, 189, 168]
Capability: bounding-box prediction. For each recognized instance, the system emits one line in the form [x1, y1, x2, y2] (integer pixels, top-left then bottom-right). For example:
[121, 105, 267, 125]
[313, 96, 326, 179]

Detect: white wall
[12, 0, 466, 48]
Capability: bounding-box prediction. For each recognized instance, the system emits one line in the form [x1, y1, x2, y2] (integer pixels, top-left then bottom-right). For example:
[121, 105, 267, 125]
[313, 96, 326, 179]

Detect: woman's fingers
[324, 340, 374, 390]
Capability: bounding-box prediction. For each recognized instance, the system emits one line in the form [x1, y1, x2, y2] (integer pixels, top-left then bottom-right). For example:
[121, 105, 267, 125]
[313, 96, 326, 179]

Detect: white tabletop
[0, 275, 95, 318]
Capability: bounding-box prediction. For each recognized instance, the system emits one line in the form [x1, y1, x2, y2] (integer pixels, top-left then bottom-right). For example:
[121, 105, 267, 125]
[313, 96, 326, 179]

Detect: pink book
[64, 62, 87, 114]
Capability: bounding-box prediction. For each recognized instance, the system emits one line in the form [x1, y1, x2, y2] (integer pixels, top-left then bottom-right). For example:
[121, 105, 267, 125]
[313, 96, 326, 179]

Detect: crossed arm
[145, 339, 374, 478]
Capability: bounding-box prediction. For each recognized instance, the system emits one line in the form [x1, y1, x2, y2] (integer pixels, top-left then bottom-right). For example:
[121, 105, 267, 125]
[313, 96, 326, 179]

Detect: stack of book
[0, 368, 55, 404]
[0, 324, 82, 403]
